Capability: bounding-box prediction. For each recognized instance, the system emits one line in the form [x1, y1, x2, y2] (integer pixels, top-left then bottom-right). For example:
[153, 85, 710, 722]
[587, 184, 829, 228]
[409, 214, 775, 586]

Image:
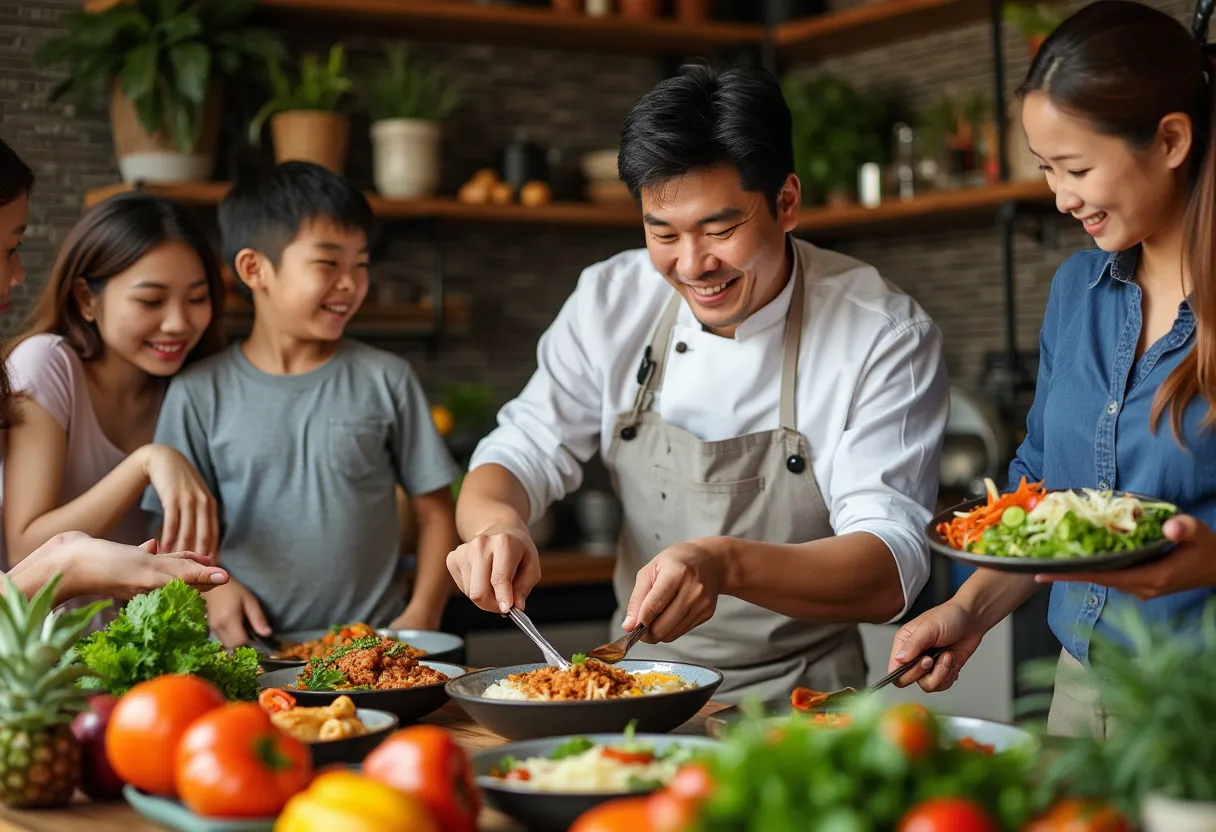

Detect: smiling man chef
[447, 63, 950, 703]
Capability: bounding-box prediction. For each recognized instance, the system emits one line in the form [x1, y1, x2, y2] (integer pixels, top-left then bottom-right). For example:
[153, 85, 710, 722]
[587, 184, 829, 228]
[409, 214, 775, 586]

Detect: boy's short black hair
[617, 62, 795, 217]
[217, 162, 375, 299]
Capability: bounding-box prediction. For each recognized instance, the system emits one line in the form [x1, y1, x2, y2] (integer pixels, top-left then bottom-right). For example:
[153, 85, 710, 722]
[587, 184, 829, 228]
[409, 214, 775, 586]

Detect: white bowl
[940, 715, 1034, 752]
[581, 148, 619, 182]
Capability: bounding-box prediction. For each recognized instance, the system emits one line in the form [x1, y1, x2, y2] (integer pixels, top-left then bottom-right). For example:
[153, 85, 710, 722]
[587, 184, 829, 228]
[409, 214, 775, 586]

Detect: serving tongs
[504, 607, 571, 670]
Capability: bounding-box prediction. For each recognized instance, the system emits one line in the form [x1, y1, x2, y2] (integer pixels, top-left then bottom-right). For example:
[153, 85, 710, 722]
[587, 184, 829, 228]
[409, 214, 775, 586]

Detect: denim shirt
[1008, 247, 1216, 665]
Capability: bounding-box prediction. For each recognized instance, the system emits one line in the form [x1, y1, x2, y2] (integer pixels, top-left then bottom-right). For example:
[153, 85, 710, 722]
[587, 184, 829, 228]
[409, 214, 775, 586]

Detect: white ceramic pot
[1142, 793, 1216, 832]
[371, 119, 441, 199]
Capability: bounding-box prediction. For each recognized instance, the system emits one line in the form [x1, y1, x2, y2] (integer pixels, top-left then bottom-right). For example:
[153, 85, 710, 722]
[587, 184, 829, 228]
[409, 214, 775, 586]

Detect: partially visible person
[887, 0, 1216, 739]
[0, 135, 227, 604]
[6, 532, 228, 603]
[143, 162, 461, 648]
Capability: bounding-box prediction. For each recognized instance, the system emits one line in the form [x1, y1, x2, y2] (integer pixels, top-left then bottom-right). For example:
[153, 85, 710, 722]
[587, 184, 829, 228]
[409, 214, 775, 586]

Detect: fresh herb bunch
[35, 0, 285, 153]
[364, 45, 460, 123]
[1026, 600, 1216, 817]
[694, 696, 1044, 832]
[248, 43, 354, 143]
[72, 580, 259, 701]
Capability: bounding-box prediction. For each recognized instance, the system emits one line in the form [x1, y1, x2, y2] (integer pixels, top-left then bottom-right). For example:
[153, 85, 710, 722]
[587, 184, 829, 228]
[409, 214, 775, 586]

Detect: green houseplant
[248, 43, 355, 173]
[36, 0, 284, 183]
[783, 73, 887, 207]
[1004, 3, 1062, 56]
[1024, 601, 1216, 831]
[364, 46, 462, 199]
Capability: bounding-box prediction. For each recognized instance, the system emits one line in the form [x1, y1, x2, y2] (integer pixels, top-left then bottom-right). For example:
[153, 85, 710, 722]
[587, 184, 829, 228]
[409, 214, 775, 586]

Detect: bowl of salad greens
[928, 479, 1178, 573]
[473, 723, 719, 831]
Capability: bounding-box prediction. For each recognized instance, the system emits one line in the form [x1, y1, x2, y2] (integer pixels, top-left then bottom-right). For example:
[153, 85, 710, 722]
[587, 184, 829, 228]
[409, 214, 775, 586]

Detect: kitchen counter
[0, 698, 725, 832]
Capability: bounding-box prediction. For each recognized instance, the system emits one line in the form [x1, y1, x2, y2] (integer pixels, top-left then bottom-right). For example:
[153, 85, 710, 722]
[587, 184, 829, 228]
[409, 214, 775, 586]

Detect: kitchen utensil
[506, 607, 570, 670]
[585, 624, 648, 664]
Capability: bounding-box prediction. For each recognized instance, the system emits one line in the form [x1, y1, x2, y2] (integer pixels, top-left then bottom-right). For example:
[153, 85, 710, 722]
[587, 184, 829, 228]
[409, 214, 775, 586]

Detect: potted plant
[783, 73, 886, 207]
[1025, 602, 1216, 831]
[248, 43, 354, 174]
[1005, 2, 1062, 57]
[364, 46, 461, 199]
[35, 0, 284, 184]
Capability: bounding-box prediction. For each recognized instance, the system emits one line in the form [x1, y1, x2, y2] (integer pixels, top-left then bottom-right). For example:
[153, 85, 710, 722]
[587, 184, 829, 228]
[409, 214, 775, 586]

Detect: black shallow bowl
[258, 661, 465, 723]
[445, 660, 723, 741]
[473, 733, 722, 832]
[303, 707, 398, 767]
[257, 629, 464, 672]
[927, 491, 1175, 574]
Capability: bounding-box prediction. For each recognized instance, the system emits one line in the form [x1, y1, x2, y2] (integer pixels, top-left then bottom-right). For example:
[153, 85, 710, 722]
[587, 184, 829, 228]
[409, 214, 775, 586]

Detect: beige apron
[1046, 648, 1111, 739]
[603, 253, 867, 705]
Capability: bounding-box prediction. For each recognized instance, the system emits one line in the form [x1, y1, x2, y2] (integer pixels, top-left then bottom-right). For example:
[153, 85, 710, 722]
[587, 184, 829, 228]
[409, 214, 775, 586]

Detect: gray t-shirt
[141, 340, 459, 631]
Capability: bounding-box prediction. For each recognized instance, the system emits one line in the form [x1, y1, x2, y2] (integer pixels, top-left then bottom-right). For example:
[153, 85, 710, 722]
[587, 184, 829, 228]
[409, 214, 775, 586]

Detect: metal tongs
[504, 607, 571, 670]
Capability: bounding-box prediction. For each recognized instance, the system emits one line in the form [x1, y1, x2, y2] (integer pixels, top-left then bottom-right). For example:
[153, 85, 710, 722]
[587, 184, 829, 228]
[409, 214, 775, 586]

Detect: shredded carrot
[791, 687, 831, 712]
[936, 477, 1046, 550]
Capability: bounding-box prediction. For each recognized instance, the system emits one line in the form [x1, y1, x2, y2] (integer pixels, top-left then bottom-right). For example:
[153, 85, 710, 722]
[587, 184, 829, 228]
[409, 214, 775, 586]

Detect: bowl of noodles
[472, 726, 721, 831]
[445, 657, 722, 741]
[257, 634, 466, 723]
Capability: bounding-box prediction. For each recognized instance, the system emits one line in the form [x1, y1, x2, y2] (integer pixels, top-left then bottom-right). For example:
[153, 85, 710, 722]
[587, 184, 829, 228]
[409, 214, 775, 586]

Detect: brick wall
[0, 0, 1196, 408]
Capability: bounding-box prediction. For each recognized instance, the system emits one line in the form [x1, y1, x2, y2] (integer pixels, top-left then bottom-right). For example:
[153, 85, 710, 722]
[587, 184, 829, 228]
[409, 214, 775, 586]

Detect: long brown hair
[12, 192, 226, 366]
[0, 137, 35, 430]
[1018, 0, 1216, 442]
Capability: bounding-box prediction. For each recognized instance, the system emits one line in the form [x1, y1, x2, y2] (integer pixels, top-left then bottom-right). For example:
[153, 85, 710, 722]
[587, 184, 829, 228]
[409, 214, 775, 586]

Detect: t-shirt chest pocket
[327, 419, 390, 481]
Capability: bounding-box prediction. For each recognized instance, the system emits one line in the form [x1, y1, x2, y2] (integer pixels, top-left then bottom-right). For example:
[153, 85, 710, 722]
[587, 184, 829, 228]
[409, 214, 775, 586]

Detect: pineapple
[0, 573, 110, 809]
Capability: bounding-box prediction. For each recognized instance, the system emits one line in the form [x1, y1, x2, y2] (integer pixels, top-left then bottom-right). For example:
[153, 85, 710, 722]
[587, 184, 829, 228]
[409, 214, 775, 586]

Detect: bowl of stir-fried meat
[257, 622, 463, 671]
[257, 635, 466, 722]
[445, 658, 721, 741]
[257, 688, 399, 766]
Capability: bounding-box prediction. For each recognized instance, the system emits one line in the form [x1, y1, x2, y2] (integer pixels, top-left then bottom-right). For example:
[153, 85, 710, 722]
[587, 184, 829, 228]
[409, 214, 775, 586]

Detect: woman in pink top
[0, 137, 227, 602]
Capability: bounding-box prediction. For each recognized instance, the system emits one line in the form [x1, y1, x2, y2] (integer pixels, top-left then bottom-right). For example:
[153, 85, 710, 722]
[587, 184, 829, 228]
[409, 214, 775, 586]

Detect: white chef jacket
[469, 237, 949, 620]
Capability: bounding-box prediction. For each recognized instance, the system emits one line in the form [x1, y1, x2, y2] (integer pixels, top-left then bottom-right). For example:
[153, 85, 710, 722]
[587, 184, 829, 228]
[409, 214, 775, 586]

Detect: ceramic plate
[473, 733, 721, 832]
[445, 660, 722, 741]
[257, 628, 464, 672]
[926, 492, 1174, 574]
[124, 786, 274, 832]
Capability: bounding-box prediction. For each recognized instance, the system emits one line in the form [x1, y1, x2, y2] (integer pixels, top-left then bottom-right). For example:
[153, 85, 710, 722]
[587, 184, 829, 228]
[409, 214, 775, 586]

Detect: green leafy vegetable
[550, 736, 595, 760]
[571, 652, 586, 665]
[72, 580, 260, 701]
[627, 776, 665, 792]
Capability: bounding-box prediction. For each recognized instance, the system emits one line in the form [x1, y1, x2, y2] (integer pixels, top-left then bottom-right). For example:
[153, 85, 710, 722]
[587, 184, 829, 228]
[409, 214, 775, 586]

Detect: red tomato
[898, 797, 999, 832]
[1026, 495, 1042, 512]
[504, 769, 531, 782]
[175, 702, 312, 818]
[603, 747, 655, 764]
[667, 763, 713, 803]
[570, 796, 656, 832]
[362, 725, 480, 832]
[105, 675, 226, 796]
[1024, 799, 1133, 832]
[879, 702, 937, 759]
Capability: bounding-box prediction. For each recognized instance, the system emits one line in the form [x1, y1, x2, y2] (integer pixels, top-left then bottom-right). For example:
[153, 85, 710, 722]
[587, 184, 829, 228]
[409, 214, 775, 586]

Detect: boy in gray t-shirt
[142, 162, 461, 647]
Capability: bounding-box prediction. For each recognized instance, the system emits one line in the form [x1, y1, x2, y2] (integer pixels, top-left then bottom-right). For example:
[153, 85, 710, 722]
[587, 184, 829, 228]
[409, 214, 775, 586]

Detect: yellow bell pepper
[274, 770, 438, 832]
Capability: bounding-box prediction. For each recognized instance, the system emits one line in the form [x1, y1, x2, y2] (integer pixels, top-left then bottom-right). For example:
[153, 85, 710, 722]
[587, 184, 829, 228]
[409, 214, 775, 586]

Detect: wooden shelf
[773, 0, 991, 61]
[85, 182, 640, 228]
[86, 179, 1054, 237]
[794, 179, 1053, 238]
[85, 0, 761, 56]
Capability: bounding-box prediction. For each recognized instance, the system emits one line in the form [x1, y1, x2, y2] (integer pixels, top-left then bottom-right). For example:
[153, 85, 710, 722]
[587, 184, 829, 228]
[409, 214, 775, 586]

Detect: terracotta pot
[551, 0, 582, 11]
[620, 0, 659, 19]
[676, 0, 711, 21]
[1027, 33, 1047, 57]
[269, 111, 349, 173]
[109, 83, 222, 183]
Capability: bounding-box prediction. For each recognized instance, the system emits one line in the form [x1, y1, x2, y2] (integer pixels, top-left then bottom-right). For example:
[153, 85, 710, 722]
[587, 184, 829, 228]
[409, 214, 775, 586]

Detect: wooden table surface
[0, 700, 725, 832]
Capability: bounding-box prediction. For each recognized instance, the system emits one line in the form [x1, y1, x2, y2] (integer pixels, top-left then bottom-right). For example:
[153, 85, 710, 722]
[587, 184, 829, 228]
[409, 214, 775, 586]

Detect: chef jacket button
[675, 341, 687, 353]
[621, 426, 637, 440]
[786, 454, 805, 474]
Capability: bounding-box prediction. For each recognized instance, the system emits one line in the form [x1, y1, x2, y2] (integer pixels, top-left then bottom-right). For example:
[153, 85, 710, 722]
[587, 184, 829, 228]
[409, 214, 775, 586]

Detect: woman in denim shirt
[888, 0, 1216, 738]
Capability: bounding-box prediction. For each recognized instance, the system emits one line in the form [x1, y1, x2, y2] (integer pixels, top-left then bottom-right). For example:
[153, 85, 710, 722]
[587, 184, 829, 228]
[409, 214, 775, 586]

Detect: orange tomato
[879, 702, 937, 759]
[569, 796, 655, 832]
[175, 703, 312, 818]
[956, 736, 995, 756]
[363, 725, 480, 832]
[105, 675, 226, 796]
[648, 763, 713, 831]
[1024, 798, 1133, 832]
[897, 797, 999, 832]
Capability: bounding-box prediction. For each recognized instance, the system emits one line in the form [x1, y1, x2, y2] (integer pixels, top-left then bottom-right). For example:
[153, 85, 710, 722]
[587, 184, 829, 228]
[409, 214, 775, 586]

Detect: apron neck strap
[627, 239, 806, 427]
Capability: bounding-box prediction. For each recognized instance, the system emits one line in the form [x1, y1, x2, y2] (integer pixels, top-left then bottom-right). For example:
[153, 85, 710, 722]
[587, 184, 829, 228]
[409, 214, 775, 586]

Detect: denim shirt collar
[1086, 248, 1139, 290]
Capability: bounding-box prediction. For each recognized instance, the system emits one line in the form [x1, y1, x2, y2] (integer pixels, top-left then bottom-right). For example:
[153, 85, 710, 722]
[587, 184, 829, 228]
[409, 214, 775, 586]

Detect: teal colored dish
[123, 786, 275, 832]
